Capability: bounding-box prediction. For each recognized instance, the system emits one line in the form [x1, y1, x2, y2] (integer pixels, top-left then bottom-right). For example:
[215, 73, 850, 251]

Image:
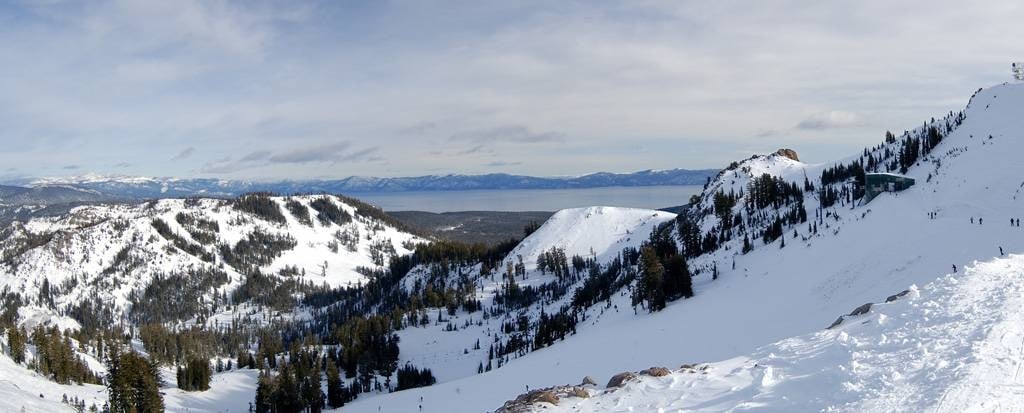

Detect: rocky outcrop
[829, 289, 915, 329]
[606, 372, 638, 388]
[774, 148, 800, 162]
[886, 289, 911, 302]
[495, 385, 591, 412]
[640, 367, 671, 377]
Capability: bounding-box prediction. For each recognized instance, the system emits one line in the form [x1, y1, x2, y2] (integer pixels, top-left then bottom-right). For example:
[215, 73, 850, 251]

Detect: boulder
[606, 372, 637, 388]
[886, 289, 911, 302]
[529, 391, 559, 405]
[569, 387, 590, 398]
[828, 302, 875, 329]
[640, 367, 671, 377]
[581, 376, 598, 386]
[848, 302, 873, 316]
[495, 385, 593, 412]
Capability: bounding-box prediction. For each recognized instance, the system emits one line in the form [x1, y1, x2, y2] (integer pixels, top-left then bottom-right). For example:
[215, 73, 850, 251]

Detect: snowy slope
[505, 206, 676, 269]
[517, 253, 1024, 412]
[0, 342, 261, 413]
[391, 206, 674, 384]
[339, 83, 1024, 413]
[0, 344, 106, 412]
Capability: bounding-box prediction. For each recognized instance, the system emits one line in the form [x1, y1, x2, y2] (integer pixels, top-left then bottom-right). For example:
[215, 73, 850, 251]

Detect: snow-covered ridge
[10, 168, 718, 200]
[0, 194, 424, 330]
[339, 82, 1024, 413]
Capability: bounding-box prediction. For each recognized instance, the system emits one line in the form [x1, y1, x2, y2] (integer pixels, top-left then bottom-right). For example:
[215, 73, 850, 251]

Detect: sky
[0, 0, 1022, 181]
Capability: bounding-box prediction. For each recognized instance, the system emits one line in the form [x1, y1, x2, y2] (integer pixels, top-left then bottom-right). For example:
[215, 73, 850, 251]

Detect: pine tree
[664, 255, 694, 299]
[639, 246, 666, 312]
[107, 349, 164, 413]
[326, 361, 345, 408]
[7, 327, 25, 364]
[177, 356, 211, 391]
[274, 363, 302, 412]
[254, 370, 275, 413]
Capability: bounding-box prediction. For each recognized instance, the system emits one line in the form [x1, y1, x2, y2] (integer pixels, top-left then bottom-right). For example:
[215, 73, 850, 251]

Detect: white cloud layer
[0, 0, 1022, 179]
[797, 111, 865, 130]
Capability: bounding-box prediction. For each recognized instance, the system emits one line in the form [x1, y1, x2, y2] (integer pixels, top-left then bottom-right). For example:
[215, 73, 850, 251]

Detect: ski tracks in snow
[532, 255, 1024, 413]
[931, 256, 1024, 413]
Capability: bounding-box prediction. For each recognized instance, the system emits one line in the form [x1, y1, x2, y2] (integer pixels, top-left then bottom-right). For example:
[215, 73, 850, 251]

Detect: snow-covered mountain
[8, 168, 718, 200]
[1, 82, 1022, 412]
[1, 193, 423, 331]
[334, 83, 1024, 412]
[0, 184, 109, 205]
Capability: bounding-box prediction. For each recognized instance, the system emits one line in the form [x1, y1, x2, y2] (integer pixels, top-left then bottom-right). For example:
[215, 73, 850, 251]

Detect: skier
[1000, 246, 1005, 256]
[952, 264, 958, 273]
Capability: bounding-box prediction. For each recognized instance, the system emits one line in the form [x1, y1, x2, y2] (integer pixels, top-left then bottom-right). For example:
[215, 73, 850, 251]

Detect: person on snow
[952, 264, 958, 273]
[1000, 246, 1005, 256]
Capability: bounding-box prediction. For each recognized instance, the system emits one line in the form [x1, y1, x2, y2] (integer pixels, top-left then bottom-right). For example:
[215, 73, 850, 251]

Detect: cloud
[199, 143, 379, 174]
[267, 142, 378, 164]
[485, 161, 523, 168]
[240, 151, 271, 162]
[458, 144, 489, 155]
[63, 164, 80, 170]
[199, 156, 242, 174]
[171, 147, 196, 161]
[796, 111, 866, 130]
[450, 126, 565, 144]
[1, 1, 1019, 178]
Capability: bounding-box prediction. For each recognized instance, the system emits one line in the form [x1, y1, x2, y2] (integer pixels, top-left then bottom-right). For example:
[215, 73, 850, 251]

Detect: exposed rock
[581, 376, 598, 386]
[569, 387, 590, 398]
[640, 367, 671, 377]
[849, 302, 873, 316]
[606, 372, 638, 388]
[828, 302, 875, 329]
[496, 391, 558, 412]
[495, 385, 591, 412]
[774, 148, 800, 162]
[886, 289, 911, 302]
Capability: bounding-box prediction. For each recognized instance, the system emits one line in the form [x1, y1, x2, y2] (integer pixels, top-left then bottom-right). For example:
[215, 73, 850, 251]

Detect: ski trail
[927, 256, 1024, 413]
[531, 255, 1024, 413]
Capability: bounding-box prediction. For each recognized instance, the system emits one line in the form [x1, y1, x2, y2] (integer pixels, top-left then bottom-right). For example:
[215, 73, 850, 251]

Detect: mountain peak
[773, 148, 800, 162]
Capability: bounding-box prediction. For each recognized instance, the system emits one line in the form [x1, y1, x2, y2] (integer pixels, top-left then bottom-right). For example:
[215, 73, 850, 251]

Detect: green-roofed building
[864, 173, 915, 203]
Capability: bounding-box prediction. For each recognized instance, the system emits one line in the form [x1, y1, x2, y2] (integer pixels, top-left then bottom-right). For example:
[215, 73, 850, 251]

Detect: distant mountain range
[1, 169, 717, 202]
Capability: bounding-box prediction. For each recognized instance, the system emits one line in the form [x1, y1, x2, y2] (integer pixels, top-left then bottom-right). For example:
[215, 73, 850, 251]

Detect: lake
[349, 185, 703, 212]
